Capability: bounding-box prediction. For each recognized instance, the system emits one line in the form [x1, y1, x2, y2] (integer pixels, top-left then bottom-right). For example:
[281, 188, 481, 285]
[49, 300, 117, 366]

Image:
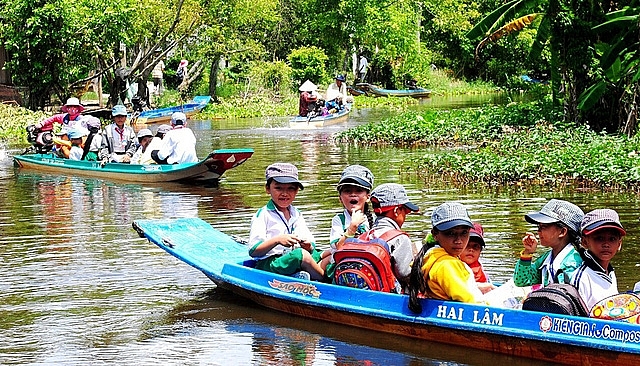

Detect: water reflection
[1, 99, 639, 364]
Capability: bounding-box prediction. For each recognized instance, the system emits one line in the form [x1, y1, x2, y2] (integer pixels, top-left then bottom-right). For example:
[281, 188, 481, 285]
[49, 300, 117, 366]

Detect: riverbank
[335, 100, 640, 191]
[0, 103, 47, 145]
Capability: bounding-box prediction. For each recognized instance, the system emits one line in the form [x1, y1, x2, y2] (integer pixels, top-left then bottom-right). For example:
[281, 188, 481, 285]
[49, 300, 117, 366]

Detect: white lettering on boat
[473, 308, 504, 326]
[268, 279, 321, 298]
[437, 305, 464, 320]
[142, 165, 161, 171]
[541, 316, 640, 343]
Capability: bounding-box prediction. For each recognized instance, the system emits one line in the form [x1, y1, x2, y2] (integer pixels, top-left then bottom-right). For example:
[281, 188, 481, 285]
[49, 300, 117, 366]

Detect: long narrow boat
[133, 96, 211, 125]
[289, 104, 352, 129]
[359, 83, 432, 98]
[14, 149, 253, 184]
[133, 217, 640, 365]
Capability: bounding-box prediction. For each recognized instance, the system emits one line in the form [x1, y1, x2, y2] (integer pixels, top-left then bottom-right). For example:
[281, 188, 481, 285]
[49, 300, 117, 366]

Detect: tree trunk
[208, 53, 222, 103]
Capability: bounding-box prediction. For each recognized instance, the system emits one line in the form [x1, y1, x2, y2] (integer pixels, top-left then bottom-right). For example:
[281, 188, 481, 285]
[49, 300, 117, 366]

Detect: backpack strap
[554, 268, 571, 284]
[378, 229, 408, 244]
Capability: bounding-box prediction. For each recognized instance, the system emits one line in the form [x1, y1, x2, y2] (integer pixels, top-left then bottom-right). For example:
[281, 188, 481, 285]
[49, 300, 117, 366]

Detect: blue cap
[112, 105, 128, 116]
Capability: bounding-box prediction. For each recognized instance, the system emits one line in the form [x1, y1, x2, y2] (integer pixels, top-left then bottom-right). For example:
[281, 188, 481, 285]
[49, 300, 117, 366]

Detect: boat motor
[26, 125, 54, 153]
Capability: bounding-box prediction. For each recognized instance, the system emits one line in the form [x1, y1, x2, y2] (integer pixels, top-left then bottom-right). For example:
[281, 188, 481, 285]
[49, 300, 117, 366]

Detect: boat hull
[289, 105, 351, 129]
[358, 83, 431, 98]
[134, 96, 211, 125]
[14, 149, 253, 184]
[133, 218, 640, 365]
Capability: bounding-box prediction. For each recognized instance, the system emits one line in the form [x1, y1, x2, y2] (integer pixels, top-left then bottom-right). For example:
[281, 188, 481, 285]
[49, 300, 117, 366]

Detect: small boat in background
[133, 95, 211, 125]
[358, 83, 432, 99]
[289, 104, 352, 129]
[14, 148, 253, 184]
[347, 85, 367, 96]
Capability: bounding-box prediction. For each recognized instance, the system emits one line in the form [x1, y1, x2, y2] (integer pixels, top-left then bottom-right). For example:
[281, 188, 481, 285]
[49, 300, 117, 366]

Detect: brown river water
[0, 96, 638, 365]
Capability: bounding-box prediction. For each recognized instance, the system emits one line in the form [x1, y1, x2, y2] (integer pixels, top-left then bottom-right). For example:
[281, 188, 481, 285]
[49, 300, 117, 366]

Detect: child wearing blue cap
[248, 163, 324, 281]
[514, 199, 584, 287]
[408, 202, 485, 312]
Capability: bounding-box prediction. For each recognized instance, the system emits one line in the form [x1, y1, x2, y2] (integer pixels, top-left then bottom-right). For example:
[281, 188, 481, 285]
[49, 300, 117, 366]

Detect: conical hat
[299, 80, 317, 92]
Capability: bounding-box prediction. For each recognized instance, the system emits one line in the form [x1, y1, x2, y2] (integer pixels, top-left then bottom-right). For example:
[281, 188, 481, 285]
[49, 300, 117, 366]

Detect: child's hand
[279, 234, 300, 248]
[298, 240, 312, 252]
[522, 232, 538, 255]
[478, 282, 497, 294]
[350, 209, 366, 228]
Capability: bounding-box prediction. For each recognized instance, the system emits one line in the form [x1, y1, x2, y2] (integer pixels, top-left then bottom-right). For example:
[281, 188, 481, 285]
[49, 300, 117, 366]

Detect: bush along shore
[0, 104, 48, 146]
[335, 101, 640, 191]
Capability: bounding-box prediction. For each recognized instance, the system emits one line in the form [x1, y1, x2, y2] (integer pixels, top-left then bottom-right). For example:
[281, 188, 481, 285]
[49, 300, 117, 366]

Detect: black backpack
[521, 269, 589, 317]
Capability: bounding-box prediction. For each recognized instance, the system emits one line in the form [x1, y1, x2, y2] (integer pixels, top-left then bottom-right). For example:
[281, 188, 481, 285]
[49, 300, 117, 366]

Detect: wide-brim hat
[299, 80, 318, 92]
[337, 165, 374, 191]
[525, 199, 584, 233]
[265, 163, 304, 190]
[431, 202, 474, 231]
[581, 209, 626, 236]
[61, 97, 84, 113]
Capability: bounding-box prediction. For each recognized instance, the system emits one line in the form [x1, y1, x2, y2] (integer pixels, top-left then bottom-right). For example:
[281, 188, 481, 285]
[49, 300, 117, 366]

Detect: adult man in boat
[152, 112, 198, 164]
[100, 105, 137, 163]
[35, 97, 85, 133]
[298, 80, 321, 117]
[325, 75, 351, 112]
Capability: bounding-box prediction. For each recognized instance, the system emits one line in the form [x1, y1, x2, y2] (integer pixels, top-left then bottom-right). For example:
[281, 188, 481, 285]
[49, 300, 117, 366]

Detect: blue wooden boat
[133, 217, 640, 365]
[359, 83, 431, 99]
[133, 96, 211, 125]
[289, 104, 352, 129]
[14, 148, 253, 184]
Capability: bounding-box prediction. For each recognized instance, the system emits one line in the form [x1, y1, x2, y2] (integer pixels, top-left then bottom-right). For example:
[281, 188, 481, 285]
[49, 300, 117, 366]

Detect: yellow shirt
[420, 247, 484, 303]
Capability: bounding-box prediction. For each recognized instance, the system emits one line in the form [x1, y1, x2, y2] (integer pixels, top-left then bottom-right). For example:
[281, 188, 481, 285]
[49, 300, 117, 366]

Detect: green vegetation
[0, 104, 47, 144]
[336, 101, 640, 190]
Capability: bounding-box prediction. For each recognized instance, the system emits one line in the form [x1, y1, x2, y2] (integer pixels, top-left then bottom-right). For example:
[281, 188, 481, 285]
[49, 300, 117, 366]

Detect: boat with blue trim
[14, 148, 253, 184]
[132, 217, 640, 365]
[289, 104, 352, 129]
[133, 96, 211, 125]
[358, 83, 432, 98]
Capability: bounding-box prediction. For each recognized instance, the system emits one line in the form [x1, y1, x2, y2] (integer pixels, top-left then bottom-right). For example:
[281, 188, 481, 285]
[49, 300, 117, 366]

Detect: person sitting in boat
[100, 105, 137, 163]
[325, 75, 348, 112]
[408, 202, 485, 312]
[460, 222, 496, 294]
[34, 97, 85, 133]
[51, 129, 72, 158]
[151, 112, 198, 164]
[320, 165, 375, 277]
[138, 124, 171, 165]
[78, 116, 103, 161]
[248, 163, 325, 281]
[67, 127, 89, 161]
[130, 129, 154, 165]
[367, 183, 420, 291]
[514, 199, 584, 287]
[571, 209, 625, 310]
[298, 80, 322, 117]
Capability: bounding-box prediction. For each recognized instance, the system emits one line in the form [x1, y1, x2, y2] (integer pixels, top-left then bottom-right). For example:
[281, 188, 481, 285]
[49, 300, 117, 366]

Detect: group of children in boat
[32, 98, 198, 165]
[248, 161, 631, 315]
[298, 76, 353, 118]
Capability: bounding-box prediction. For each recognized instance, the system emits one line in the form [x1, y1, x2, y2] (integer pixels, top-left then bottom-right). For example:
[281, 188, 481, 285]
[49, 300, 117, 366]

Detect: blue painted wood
[289, 104, 352, 128]
[136, 96, 211, 123]
[133, 217, 640, 363]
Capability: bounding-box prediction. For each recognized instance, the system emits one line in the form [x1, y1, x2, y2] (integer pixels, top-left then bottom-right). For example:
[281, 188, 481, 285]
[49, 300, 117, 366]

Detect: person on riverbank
[152, 112, 198, 164]
[152, 51, 165, 96]
[460, 222, 496, 294]
[408, 202, 485, 312]
[571, 209, 625, 309]
[320, 165, 375, 277]
[513, 199, 584, 287]
[248, 163, 325, 281]
[35, 97, 85, 133]
[100, 105, 137, 163]
[365, 183, 419, 290]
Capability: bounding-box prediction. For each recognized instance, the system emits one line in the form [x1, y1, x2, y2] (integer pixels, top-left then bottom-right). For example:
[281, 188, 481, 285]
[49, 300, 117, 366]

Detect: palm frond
[475, 14, 540, 58]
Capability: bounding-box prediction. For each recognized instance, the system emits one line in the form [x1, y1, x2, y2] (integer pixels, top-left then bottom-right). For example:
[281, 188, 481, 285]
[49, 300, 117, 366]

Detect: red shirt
[298, 92, 317, 117]
[468, 260, 489, 283]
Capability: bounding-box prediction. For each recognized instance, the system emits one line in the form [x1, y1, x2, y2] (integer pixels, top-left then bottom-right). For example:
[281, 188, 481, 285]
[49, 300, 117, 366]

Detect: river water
[1, 97, 639, 365]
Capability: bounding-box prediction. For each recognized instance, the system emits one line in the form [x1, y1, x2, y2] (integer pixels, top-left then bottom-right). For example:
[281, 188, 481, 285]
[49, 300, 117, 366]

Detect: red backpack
[333, 229, 407, 293]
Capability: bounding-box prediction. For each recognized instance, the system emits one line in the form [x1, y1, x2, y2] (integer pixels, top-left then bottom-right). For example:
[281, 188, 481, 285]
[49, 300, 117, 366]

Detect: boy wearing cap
[514, 199, 584, 287]
[100, 105, 137, 163]
[460, 222, 493, 287]
[368, 183, 419, 289]
[321, 165, 375, 275]
[153, 112, 198, 164]
[571, 209, 626, 309]
[67, 128, 89, 160]
[249, 163, 325, 281]
[408, 202, 484, 312]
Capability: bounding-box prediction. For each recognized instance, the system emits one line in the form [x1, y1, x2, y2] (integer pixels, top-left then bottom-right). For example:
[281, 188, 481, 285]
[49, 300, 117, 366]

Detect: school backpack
[333, 229, 407, 293]
[521, 270, 589, 317]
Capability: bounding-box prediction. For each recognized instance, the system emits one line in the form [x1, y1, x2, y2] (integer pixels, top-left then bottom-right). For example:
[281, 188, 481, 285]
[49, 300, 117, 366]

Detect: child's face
[460, 238, 483, 265]
[582, 228, 622, 265]
[70, 137, 83, 146]
[536, 223, 566, 248]
[266, 181, 299, 211]
[433, 225, 470, 257]
[339, 185, 369, 213]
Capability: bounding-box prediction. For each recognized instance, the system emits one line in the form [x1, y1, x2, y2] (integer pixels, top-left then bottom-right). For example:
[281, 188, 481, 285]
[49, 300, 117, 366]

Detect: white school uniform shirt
[571, 250, 618, 310]
[539, 244, 575, 285]
[157, 126, 198, 164]
[68, 145, 83, 160]
[329, 209, 369, 248]
[249, 199, 315, 260]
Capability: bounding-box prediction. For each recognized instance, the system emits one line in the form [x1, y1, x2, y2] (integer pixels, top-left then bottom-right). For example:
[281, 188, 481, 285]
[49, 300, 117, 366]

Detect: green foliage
[0, 104, 48, 144]
[200, 94, 298, 119]
[246, 61, 292, 95]
[287, 46, 329, 87]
